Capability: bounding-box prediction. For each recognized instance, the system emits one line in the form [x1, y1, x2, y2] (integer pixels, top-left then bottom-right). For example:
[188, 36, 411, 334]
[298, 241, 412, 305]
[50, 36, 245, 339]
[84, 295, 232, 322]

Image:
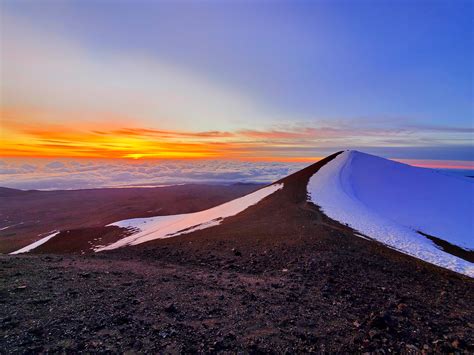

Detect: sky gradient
[1, 0, 472, 163]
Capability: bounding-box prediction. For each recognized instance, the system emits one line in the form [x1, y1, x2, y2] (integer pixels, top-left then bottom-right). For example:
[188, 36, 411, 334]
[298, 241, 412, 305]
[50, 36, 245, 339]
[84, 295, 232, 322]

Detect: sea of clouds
[0, 158, 308, 190]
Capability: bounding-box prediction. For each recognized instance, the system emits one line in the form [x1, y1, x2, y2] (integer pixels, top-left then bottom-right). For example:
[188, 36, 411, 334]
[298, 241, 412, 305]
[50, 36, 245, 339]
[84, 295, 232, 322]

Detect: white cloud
[0, 14, 270, 131]
[0, 158, 306, 190]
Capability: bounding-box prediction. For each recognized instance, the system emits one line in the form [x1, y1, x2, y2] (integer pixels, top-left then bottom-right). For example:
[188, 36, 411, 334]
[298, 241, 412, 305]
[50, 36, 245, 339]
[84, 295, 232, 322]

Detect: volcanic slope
[82, 150, 472, 277]
[308, 150, 473, 276]
[2, 151, 473, 353]
[1, 183, 264, 254]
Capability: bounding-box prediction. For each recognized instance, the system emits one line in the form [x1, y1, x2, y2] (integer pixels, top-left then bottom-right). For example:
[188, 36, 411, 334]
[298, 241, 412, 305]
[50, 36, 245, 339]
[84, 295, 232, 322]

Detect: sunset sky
[0, 0, 472, 167]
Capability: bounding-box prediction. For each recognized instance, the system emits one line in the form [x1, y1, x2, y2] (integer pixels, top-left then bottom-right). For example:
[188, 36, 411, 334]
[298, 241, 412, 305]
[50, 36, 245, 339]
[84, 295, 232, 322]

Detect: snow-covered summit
[308, 150, 474, 277]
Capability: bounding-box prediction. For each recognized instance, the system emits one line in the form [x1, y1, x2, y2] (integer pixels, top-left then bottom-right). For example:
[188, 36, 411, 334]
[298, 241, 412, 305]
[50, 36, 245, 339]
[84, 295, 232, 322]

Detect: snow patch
[354, 233, 371, 241]
[10, 231, 60, 255]
[308, 151, 474, 277]
[96, 183, 284, 251]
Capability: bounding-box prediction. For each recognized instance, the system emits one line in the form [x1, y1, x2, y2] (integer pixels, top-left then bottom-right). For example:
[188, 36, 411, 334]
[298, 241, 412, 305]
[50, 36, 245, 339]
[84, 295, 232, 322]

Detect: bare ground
[1, 153, 473, 352]
[0, 183, 263, 254]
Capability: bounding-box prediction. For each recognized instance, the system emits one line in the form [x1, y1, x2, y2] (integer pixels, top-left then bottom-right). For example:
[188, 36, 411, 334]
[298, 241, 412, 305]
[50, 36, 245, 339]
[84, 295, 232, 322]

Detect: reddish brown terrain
[1, 153, 473, 352]
[0, 183, 263, 254]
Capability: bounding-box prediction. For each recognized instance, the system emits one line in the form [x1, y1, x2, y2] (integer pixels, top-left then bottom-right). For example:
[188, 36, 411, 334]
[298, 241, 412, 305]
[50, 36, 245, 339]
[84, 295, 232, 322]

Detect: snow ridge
[96, 183, 284, 251]
[10, 231, 60, 255]
[308, 150, 474, 277]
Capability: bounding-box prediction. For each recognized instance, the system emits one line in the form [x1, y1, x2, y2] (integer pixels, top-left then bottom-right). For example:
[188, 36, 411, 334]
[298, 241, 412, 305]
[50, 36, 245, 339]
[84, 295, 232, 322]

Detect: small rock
[231, 248, 242, 257]
[114, 315, 130, 325]
[396, 303, 408, 313]
[225, 331, 236, 340]
[406, 344, 419, 351]
[158, 330, 169, 338]
[164, 303, 178, 314]
[369, 312, 396, 330]
[31, 298, 52, 305]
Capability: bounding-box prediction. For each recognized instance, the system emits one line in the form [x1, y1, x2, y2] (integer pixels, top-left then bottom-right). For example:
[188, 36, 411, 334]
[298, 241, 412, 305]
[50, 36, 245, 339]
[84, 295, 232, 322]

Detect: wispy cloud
[404, 124, 474, 133]
[2, 108, 473, 160]
[0, 13, 270, 131]
[112, 128, 235, 139]
[1, 13, 472, 162]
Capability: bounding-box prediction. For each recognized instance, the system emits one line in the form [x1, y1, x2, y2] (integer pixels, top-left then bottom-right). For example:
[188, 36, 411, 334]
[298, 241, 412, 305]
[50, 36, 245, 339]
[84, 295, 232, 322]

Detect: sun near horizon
[1, 0, 473, 169]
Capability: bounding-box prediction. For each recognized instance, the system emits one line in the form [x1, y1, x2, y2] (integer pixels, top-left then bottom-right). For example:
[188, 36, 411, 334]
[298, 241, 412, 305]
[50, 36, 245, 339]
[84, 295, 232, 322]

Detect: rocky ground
[1, 153, 473, 352]
[1, 246, 473, 353]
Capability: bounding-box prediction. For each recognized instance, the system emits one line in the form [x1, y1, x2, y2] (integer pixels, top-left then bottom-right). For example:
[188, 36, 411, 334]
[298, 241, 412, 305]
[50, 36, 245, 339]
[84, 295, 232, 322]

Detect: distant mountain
[0, 187, 31, 197]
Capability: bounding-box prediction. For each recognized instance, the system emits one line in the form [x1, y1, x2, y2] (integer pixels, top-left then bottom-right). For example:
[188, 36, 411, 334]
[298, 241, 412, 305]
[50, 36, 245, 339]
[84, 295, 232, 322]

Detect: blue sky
[1, 0, 472, 161]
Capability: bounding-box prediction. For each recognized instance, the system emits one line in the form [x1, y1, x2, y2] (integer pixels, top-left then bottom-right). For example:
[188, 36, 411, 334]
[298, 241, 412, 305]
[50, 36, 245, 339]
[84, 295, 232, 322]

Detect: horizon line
[2, 153, 473, 170]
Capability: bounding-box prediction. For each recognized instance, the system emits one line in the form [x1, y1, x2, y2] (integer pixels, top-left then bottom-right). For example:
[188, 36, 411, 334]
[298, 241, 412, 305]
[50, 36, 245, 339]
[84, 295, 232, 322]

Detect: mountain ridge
[1, 150, 473, 352]
[8, 150, 474, 278]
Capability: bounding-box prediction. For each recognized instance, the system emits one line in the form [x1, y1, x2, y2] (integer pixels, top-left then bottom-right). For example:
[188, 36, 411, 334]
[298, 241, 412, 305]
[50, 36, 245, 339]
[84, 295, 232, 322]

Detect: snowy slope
[10, 231, 60, 255]
[96, 183, 283, 251]
[308, 150, 474, 277]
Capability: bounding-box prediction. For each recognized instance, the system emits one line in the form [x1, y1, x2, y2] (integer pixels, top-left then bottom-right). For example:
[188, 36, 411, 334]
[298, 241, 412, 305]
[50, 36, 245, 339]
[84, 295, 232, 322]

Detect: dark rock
[231, 248, 242, 257]
[164, 303, 178, 314]
[31, 298, 52, 305]
[369, 312, 397, 330]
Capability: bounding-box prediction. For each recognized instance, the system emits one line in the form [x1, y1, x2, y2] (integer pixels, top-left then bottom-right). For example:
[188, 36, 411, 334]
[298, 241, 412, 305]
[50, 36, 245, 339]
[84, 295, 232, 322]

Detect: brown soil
[32, 226, 133, 255]
[0, 183, 263, 254]
[1, 152, 473, 352]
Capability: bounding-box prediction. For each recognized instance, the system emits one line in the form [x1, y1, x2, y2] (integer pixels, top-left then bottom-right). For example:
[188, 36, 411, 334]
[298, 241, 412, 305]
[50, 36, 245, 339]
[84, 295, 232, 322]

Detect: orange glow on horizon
[1, 107, 473, 170]
[2, 107, 326, 162]
[393, 159, 474, 170]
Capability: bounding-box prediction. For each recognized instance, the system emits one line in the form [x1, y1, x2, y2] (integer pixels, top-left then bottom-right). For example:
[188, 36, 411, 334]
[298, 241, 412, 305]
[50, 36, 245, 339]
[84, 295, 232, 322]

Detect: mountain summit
[308, 150, 473, 276]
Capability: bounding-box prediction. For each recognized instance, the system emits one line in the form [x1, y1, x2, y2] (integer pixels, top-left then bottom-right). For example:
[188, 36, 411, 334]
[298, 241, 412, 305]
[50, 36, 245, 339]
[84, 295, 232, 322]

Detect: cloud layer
[1, 155, 472, 191]
[0, 158, 307, 190]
